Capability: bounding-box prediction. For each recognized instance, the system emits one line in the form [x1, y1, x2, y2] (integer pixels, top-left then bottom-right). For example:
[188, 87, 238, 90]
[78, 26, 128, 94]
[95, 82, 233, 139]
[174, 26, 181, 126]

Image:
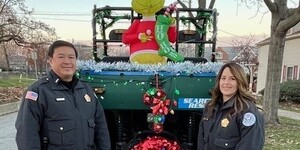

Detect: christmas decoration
[131, 135, 181, 150]
[156, 2, 184, 62]
[122, 0, 177, 64]
[77, 60, 223, 75]
[143, 87, 173, 133]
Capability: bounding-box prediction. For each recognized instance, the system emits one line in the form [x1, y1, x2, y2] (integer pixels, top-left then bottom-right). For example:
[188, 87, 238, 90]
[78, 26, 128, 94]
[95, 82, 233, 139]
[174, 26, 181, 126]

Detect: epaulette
[29, 76, 50, 90]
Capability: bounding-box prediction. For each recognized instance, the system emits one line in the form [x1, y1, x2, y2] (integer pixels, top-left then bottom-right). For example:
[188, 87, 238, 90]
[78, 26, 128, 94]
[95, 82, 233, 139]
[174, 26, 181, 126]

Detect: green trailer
[78, 5, 218, 150]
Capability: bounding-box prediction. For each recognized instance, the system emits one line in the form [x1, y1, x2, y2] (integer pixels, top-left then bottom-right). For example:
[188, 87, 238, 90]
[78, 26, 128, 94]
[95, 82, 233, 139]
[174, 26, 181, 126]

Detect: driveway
[0, 112, 17, 150]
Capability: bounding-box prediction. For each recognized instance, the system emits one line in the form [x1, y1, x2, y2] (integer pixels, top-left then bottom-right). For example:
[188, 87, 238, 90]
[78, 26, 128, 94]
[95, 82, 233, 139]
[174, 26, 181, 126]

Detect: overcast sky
[24, 0, 272, 45]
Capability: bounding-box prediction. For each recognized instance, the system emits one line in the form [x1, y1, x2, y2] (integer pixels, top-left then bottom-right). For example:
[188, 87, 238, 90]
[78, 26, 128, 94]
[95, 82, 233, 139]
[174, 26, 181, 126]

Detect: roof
[232, 46, 257, 61]
[256, 30, 300, 47]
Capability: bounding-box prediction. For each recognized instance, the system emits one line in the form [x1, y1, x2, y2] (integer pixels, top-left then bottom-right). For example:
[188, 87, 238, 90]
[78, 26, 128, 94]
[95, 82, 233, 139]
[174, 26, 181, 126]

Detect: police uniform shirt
[15, 70, 111, 150]
[197, 97, 265, 150]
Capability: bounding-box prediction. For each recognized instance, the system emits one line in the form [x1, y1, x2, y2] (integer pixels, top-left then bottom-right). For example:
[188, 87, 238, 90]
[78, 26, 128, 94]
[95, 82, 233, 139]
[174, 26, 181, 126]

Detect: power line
[33, 11, 90, 13]
[217, 40, 233, 45]
[218, 29, 239, 36]
[33, 17, 132, 23]
[34, 17, 90, 22]
[32, 13, 90, 16]
[16, 11, 245, 39]
[16, 13, 90, 16]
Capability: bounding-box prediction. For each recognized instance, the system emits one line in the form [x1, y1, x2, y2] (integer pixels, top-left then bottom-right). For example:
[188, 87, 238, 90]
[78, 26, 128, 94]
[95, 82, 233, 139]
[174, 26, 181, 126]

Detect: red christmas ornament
[153, 123, 163, 133]
[156, 89, 166, 98]
[173, 100, 177, 107]
[143, 93, 152, 105]
[131, 136, 181, 150]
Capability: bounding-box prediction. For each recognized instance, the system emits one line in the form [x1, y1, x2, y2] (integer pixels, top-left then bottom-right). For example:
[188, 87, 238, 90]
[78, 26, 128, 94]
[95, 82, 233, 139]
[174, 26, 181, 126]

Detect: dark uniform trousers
[16, 70, 111, 150]
[197, 98, 265, 150]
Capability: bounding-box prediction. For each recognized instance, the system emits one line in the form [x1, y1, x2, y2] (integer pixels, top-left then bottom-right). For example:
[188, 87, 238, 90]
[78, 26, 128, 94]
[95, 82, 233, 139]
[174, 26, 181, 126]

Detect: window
[286, 28, 293, 35]
[287, 67, 293, 81]
[282, 65, 286, 81]
[294, 65, 298, 80]
[299, 67, 300, 80]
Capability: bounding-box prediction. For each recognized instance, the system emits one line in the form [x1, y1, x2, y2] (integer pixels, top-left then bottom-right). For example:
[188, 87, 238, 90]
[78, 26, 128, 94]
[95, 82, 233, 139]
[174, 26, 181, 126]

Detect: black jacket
[15, 70, 111, 150]
[197, 97, 265, 150]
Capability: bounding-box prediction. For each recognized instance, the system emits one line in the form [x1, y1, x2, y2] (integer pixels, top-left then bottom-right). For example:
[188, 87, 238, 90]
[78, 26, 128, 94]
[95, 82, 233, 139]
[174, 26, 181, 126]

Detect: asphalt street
[0, 112, 17, 150]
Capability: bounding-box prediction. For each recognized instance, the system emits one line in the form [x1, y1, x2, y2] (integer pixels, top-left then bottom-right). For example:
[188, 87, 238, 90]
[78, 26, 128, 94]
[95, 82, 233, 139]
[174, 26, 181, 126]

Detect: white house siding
[282, 38, 300, 80]
[256, 33, 300, 93]
[291, 22, 300, 33]
[257, 45, 269, 93]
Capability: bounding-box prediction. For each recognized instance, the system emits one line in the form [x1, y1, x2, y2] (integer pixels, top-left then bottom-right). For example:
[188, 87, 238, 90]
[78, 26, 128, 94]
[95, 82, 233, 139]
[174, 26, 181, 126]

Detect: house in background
[256, 23, 300, 93]
[232, 46, 258, 65]
[203, 47, 240, 62]
[9, 55, 27, 71]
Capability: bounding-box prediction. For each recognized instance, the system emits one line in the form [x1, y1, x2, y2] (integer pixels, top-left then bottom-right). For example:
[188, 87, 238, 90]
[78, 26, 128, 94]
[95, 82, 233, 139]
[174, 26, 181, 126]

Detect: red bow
[151, 99, 171, 115]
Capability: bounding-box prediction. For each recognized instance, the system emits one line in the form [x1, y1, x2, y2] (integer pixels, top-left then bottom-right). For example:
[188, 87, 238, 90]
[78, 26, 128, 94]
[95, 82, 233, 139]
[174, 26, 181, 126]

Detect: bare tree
[0, 0, 56, 44]
[236, 0, 300, 124]
[260, 0, 300, 124]
[0, 0, 57, 69]
[181, 0, 300, 125]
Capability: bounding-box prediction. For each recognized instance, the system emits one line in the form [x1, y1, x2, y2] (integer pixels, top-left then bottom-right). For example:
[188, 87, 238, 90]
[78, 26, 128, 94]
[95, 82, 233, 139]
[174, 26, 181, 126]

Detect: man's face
[49, 46, 77, 81]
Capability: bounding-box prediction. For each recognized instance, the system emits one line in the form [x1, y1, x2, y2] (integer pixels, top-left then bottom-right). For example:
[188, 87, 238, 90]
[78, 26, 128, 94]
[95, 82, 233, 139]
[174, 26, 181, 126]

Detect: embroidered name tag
[56, 98, 65, 102]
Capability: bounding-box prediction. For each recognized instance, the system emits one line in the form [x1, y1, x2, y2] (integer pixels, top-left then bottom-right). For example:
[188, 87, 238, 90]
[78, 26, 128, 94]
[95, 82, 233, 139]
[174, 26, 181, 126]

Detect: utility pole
[32, 51, 38, 79]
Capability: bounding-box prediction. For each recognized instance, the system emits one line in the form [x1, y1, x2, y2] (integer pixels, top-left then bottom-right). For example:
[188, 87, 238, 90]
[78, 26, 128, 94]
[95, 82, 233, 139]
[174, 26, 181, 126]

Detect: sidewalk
[278, 109, 300, 121]
[257, 104, 300, 121]
[0, 101, 21, 116]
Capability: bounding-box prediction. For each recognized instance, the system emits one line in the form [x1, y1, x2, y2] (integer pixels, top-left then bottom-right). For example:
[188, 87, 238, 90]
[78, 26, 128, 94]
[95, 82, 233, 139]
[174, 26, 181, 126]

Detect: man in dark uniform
[15, 40, 111, 150]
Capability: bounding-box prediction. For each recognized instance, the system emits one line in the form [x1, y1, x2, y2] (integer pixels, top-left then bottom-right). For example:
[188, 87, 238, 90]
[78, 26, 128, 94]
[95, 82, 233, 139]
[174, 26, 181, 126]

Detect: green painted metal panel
[79, 71, 216, 110]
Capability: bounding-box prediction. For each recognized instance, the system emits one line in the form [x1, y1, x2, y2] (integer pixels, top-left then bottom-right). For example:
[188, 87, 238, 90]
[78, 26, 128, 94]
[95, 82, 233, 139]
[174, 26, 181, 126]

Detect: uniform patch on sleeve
[242, 112, 256, 126]
[25, 91, 38, 101]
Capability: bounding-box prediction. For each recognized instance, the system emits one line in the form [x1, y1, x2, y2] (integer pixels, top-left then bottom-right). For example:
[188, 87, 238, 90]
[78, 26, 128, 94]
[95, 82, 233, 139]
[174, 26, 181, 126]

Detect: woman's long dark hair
[206, 62, 256, 118]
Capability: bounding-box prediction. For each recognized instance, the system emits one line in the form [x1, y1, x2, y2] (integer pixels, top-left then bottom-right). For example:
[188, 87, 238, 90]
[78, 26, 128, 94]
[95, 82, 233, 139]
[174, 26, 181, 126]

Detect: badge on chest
[221, 118, 230, 128]
[84, 94, 91, 103]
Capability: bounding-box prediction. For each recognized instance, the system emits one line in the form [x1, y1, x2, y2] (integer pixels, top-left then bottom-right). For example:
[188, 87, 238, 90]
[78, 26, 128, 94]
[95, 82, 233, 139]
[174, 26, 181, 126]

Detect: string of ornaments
[131, 74, 181, 150]
[143, 76, 177, 133]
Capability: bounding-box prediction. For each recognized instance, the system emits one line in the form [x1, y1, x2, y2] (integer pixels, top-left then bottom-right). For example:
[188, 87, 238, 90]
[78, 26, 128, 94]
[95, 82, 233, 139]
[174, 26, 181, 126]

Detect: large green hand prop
[155, 15, 184, 62]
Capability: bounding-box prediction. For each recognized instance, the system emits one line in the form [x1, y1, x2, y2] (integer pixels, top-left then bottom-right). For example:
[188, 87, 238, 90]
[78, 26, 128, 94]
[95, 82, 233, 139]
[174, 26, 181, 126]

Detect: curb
[257, 105, 300, 121]
[0, 101, 21, 116]
[278, 109, 300, 121]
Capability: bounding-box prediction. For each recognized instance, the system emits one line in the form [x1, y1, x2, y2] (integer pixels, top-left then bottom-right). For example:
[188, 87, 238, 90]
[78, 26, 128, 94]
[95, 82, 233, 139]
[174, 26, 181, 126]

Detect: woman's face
[219, 67, 238, 102]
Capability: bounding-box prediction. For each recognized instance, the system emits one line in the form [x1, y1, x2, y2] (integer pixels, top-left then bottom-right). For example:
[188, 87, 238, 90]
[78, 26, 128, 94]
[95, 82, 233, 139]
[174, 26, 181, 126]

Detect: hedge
[259, 79, 300, 102]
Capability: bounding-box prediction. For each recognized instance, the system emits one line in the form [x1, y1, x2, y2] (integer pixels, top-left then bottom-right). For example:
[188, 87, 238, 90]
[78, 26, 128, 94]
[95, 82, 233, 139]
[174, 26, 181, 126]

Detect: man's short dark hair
[47, 40, 78, 58]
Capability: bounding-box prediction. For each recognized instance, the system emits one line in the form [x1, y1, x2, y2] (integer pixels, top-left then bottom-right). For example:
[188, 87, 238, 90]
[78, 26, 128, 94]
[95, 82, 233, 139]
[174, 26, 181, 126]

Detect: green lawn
[0, 76, 35, 87]
[264, 117, 300, 150]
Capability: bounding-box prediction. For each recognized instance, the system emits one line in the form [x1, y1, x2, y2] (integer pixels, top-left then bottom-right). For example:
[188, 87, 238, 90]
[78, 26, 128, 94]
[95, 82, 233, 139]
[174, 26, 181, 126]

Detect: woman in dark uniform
[197, 62, 264, 150]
